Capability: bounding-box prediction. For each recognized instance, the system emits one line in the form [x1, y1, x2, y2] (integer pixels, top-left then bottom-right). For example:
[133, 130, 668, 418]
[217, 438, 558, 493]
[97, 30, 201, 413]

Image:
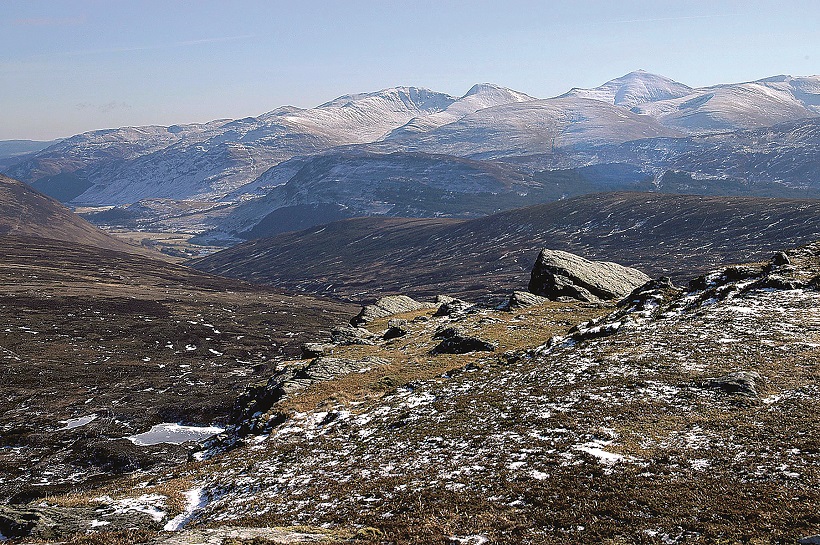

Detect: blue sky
[1, 0, 817, 140]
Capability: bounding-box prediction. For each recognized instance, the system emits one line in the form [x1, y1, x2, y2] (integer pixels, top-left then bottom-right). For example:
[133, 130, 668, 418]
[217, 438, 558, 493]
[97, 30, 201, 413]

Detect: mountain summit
[559, 70, 694, 107]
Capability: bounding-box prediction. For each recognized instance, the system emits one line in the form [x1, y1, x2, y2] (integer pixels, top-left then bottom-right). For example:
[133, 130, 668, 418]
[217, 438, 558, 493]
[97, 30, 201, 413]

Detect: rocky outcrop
[300, 342, 335, 358]
[701, 371, 764, 397]
[0, 504, 158, 540]
[431, 327, 497, 355]
[351, 295, 434, 326]
[330, 325, 378, 345]
[230, 356, 389, 435]
[433, 298, 479, 318]
[528, 249, 650, 302]
[505, 290, 549, 310]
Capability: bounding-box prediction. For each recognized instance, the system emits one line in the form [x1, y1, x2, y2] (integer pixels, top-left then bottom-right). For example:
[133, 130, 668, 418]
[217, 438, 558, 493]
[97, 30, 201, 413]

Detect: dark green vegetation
[192, 192, 820, 302]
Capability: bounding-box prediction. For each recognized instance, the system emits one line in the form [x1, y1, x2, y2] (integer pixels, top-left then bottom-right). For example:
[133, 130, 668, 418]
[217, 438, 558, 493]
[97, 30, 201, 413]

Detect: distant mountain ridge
[3, 71, 820, 243]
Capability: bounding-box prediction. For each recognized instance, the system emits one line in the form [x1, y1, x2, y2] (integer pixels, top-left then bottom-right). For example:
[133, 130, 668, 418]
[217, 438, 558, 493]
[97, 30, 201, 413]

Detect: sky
[1, 0, 818, 140]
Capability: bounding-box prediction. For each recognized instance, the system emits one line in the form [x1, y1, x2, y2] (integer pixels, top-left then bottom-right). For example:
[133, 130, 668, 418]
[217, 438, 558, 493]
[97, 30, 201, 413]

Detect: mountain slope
[6, 88, 456, 205]
[0, 174, 141, 253]
[191, 192, 820, 301]
[371, 97, 682, 158]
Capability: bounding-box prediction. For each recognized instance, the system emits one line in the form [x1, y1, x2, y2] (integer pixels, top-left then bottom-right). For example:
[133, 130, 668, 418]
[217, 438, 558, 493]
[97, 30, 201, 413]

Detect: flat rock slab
[529, 248, 650, 302]
[351, 295, 434, 325]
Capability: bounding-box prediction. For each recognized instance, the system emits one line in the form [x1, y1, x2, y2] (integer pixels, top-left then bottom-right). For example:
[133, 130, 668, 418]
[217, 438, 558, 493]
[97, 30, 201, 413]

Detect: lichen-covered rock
[433, 298, 479, 318]
[300, 342, 335, 358]
[351, 295, 434, 326]
[528, 249, 650, 302]
[505, 290, 549, 310]
[330, 325, 378, 345]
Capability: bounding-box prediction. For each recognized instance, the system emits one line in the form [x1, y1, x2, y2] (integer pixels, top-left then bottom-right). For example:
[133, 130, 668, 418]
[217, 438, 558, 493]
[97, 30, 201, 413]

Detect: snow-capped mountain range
[3, 71, 820, 239]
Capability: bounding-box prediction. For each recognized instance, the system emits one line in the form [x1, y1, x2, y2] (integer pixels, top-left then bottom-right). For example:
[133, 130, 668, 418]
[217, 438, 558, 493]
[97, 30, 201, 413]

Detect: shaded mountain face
[0, 174, 139, 253]
[190, 192, 820, 302]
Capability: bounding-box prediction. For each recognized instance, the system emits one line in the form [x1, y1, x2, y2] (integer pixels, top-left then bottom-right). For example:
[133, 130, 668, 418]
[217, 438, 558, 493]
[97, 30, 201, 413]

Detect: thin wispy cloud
[13, 16, 87, 27]
[76, 101, 132, 113]
[597, 14, 730, 25]
[63, 34, 255, 56]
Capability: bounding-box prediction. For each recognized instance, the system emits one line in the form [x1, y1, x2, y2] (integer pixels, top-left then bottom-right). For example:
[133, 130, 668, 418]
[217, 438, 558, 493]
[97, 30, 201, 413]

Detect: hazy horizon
[2, 0, 818, 140]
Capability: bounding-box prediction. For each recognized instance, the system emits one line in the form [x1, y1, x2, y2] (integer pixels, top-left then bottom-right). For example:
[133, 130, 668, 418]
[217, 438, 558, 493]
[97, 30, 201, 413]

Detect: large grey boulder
[351, 295, 434, 326]
[528, 249, 650, 302]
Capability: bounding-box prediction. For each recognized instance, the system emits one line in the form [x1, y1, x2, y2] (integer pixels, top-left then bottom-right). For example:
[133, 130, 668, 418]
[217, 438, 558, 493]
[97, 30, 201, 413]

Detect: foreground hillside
[191, 192, 820, 302]
[12, 239, 820, 544]
[0, 235, 355, 504]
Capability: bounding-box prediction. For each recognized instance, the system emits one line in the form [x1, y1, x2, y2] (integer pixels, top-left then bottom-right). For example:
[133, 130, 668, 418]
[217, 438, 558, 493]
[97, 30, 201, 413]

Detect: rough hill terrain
[9, 241, 820, 544]
[0, 174, 141, 253]
[191, 192, 820, 302]
[0, 235, 355, 504]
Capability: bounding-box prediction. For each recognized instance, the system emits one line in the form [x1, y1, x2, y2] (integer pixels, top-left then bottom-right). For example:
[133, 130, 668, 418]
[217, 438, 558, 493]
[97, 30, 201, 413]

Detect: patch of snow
[127, 423, 224, 446]
[574, 440, 626, 465]
[94, 494, 167, 522]
[164, 487, 208, 531]
[58, 414, 97, 430]
[449, 536, 489, 545]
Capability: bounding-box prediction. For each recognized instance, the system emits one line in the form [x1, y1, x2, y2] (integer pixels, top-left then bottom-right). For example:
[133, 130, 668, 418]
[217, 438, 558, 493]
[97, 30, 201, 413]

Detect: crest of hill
[0, 174, 142, 253]
[191, 192, 820, 302]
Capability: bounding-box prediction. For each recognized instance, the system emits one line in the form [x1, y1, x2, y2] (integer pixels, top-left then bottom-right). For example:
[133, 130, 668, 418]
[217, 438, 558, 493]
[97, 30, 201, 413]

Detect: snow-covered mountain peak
[384, 84, 534, 140]
[315, 86, 455, 112]
[561, 70, 693, 108]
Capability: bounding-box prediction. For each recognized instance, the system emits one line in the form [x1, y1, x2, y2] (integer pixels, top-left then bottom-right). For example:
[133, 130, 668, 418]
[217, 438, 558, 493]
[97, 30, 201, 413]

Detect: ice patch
[58, 414, 97, 430]
[127, 423, 224, 446]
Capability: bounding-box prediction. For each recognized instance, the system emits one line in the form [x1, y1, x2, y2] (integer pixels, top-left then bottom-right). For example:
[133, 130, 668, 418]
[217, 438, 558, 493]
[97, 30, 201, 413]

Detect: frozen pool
[127, 423, 224, 446]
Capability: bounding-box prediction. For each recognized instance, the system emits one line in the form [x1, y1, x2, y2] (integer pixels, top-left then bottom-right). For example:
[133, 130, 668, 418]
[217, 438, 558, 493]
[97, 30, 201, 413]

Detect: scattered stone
[505, 290, 548, 310]
[383, 324, 408, 340]
[433, 326, 463, 339]
[702, 371, 764, 397]
[388, 318, 408, 328]
[528, 249, 650, 302]
[431, 334, 497, 355]
[771, 251, 791, 266]
[300, 342, 334, 359]
[350, 295, 434, 326]
[329, 325, 378, 346]
[433, 298, 479, 318]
